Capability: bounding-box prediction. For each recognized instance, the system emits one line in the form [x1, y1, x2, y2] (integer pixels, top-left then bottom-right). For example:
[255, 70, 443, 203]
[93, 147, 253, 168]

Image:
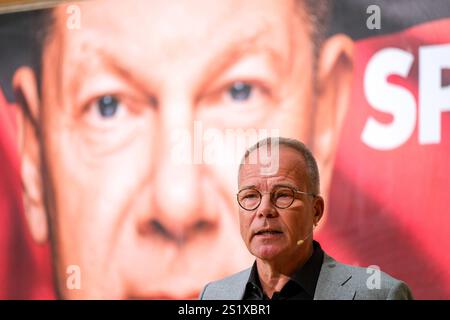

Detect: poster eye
[96, 95, 119, 118]
[228, 82, 253, 102]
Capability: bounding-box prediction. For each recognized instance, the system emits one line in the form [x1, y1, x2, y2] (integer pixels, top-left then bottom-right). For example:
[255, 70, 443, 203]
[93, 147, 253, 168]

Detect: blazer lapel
[314, 253, 356, 300]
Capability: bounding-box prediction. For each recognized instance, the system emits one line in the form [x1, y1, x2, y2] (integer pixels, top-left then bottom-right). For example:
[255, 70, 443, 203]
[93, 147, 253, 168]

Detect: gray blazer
[200, 253, 413, 300]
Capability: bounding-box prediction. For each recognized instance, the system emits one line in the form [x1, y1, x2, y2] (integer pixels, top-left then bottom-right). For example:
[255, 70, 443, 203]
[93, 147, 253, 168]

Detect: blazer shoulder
[200, 268, 252, 300]
[323, 254, 413, 300]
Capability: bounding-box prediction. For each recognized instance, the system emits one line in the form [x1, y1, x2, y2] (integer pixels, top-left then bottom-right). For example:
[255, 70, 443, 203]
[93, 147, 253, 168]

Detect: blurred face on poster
[13, 0, 353, 298]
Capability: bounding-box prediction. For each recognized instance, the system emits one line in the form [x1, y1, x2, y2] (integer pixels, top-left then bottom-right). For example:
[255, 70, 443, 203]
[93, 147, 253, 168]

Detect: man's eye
[274, 190, 291, 198]
[96, 95, 119, 118]
[228, 82, 253, 102]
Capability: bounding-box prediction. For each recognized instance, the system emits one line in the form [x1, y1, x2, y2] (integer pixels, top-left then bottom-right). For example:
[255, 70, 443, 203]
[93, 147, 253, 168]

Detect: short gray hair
[239, 137, 320, 195]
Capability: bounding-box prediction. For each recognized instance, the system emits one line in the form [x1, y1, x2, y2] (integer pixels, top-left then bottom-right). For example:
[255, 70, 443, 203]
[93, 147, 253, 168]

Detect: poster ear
[13, 66, 48, 244]
[312, 34, 354, 196]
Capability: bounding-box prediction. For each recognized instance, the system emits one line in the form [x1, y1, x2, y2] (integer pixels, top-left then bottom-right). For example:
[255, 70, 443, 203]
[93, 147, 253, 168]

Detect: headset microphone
[296, 223, 317, 246]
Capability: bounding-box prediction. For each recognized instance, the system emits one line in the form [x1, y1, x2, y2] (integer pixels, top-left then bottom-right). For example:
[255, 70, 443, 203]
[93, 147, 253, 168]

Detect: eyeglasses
[236, 186, 316, 211]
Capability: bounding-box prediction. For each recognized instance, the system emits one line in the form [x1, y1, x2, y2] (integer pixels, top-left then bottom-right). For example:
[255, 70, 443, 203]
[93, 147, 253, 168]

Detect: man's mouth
[254, 229, 283, 236]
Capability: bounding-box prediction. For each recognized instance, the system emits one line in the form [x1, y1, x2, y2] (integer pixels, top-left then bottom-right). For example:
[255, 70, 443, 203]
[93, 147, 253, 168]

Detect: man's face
[238, 146, 321, 262]
[18, 0, 344, 299]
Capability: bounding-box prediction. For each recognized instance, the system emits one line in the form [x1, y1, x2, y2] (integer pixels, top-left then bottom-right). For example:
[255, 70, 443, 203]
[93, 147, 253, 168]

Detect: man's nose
[256, 193, 278, 218]
[154, 162, 218, 244]
[138, 98, 218, 245]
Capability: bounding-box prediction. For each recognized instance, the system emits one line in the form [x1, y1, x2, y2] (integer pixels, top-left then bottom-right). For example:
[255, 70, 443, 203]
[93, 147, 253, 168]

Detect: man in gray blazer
[200, 137, 413, 300]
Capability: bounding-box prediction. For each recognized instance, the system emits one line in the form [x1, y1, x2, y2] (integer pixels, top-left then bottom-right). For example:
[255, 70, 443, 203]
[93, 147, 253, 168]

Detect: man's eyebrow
[239, 185, 258, 191]
[272, 183, 301, 190]
[197, 28, 285, 89]
[72, 44, 155, 95]
[99, 47, 155, 91]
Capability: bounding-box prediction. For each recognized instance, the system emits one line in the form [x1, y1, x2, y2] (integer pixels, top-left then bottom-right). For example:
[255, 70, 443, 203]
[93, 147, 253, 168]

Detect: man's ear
[313, 195, 325, 226]
[13, 66, 48, 244]
[312, 34, 354, 197]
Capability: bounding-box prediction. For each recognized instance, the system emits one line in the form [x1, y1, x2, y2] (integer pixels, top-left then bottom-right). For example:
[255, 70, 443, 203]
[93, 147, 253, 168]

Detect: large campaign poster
[0, 0, 449, 299]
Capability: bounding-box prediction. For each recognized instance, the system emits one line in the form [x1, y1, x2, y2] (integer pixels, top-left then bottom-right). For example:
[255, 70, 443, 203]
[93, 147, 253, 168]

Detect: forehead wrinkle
[280, 165, 307, 188]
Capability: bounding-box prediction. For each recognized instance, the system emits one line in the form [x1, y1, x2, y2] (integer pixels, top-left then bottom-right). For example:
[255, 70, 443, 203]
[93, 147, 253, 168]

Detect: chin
[254, 245, 284, 261]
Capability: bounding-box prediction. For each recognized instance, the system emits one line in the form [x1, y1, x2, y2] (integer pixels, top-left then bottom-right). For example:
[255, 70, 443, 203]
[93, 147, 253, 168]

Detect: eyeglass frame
[236, 186, 317, 211]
